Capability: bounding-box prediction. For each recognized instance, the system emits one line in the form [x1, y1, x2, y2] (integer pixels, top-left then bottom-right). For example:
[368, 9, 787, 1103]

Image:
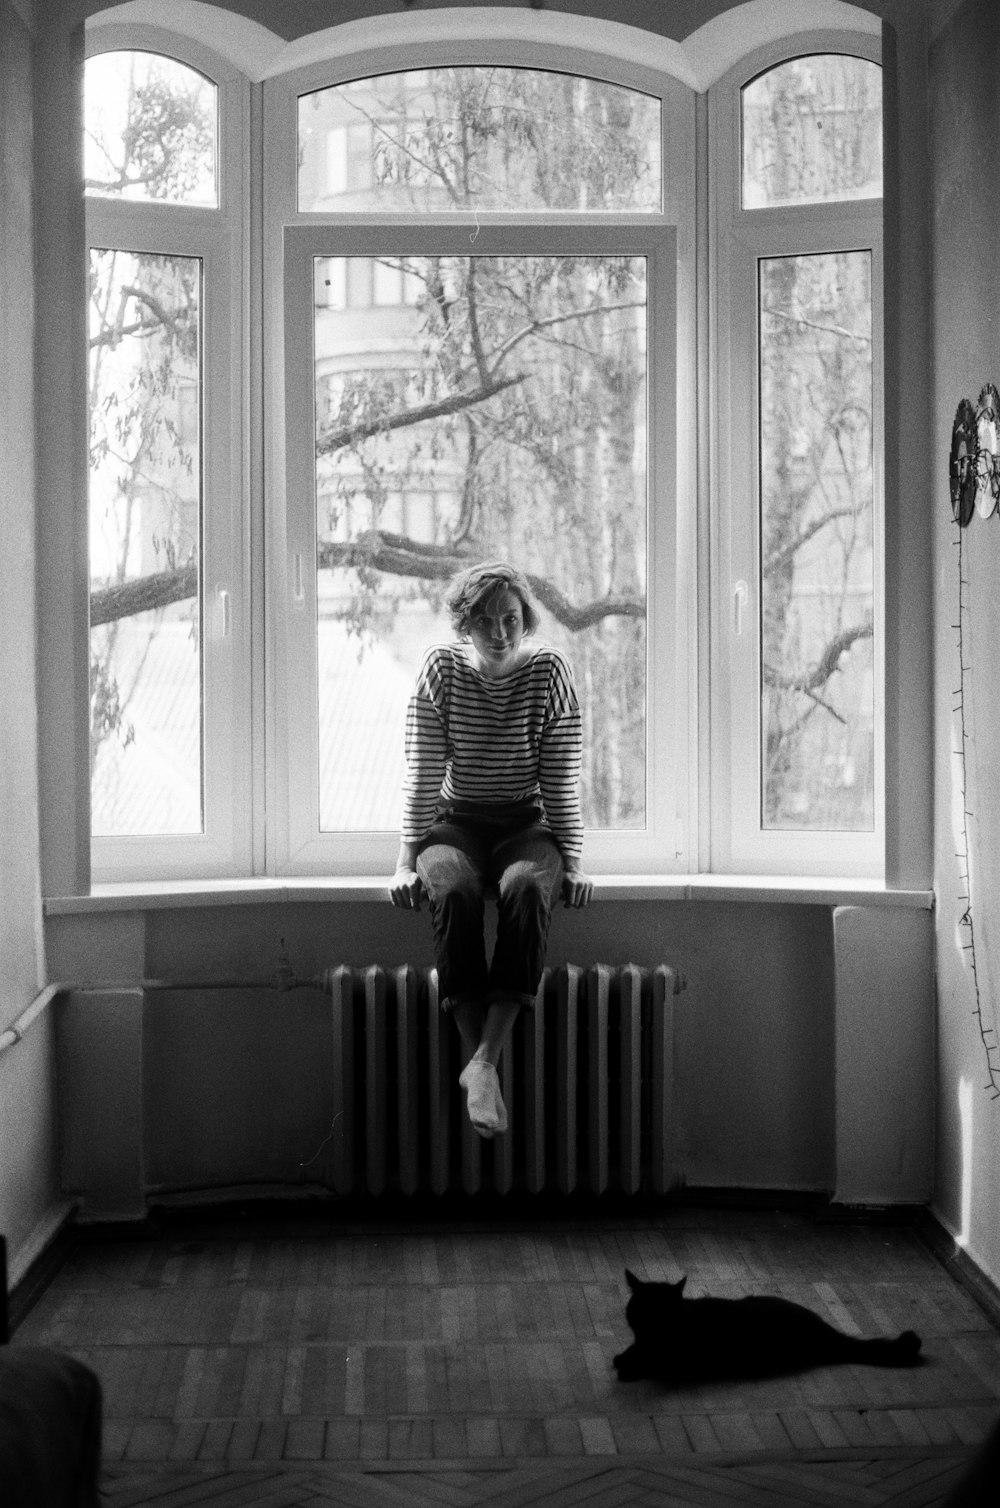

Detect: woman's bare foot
[459, 1059, 508, 1137]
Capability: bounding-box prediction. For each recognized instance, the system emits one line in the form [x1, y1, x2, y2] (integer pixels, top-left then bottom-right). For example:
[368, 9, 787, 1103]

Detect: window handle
[733, 579, 749, 636]
[218, 587, 231, 638]
[292, 552, 305, 607]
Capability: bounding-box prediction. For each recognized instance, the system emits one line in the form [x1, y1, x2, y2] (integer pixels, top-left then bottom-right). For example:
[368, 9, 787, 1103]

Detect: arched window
[79, 15, 884, 883]
[741, 54, 882, 208]
[296, 67, 662, 213]
[268, 53, 689, 874]
[84, 38, 248, 880]
[712, 43, 883, 876]
[84, 50, 218, 205]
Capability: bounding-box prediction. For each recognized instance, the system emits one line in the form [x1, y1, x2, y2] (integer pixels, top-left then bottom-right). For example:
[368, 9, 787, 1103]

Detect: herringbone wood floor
[14, 1202, 1000, 1506]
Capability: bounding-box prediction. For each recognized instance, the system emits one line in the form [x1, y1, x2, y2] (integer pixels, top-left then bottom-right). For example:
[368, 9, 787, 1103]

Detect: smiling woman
[389, 560, 593, 1138]
[464, 585, 532, 680]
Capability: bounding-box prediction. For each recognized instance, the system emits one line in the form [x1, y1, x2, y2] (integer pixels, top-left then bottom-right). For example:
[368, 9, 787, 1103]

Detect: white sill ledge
[44, 875, 934, 915]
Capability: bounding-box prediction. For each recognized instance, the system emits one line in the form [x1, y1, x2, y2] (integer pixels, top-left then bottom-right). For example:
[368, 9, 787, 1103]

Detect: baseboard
[5, 1199, 79, 1336]
[100, 1184, 930, 1229]
[916, 1208, 1000, 1330]
[142, 1185, 920, 1232]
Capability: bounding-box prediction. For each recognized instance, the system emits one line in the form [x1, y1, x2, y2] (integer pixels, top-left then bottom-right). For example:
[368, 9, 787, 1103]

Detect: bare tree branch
[487, 298, 645, 378]
[318, 533, 646, 630]
[316, 372, 525, 455]
[465, 260, 490, 387]
[793, 686, 847, 725]
[760, 302, 872, 345]
[90, 565, 197, 627]
[89, 284, 189, 351]
[763, 506, 859, 577]
[342, 98, 462, 205]
[88, 535, 647, 632]
[763, 617, 873, 696]
[90, 317, 167, 350]
[119, 284, 186, 332]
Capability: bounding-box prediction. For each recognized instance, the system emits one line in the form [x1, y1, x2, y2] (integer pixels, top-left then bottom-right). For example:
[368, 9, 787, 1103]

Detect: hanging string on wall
[949, 389, 1000, 1100]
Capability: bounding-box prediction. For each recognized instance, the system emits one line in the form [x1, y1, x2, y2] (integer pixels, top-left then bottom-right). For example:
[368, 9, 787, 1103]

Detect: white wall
[5, 0, 943, 1250]
[930, 0, 1000, 1292]
[0, 0, 64, 1286]
[45, 894, 935, 1214]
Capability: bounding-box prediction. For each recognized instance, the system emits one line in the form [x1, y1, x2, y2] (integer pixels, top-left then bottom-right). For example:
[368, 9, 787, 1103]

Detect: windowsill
[44, 875, 934, 915]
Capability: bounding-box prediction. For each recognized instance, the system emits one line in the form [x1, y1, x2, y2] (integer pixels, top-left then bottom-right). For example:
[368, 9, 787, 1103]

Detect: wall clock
[950, 397, 978, 526]
[975, 383, 1000, 518]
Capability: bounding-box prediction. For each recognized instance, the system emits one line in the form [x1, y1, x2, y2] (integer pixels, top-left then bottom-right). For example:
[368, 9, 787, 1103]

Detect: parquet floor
[13, 1201, 1000, 1506]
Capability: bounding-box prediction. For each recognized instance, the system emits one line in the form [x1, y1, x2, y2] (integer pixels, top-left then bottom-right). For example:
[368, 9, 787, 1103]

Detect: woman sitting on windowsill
[388, 561, 594, 1138]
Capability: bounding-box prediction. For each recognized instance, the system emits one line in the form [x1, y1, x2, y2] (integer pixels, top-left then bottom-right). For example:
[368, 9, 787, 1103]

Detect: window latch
[217, 587, 231, 638]
[733, 579, 749, 637]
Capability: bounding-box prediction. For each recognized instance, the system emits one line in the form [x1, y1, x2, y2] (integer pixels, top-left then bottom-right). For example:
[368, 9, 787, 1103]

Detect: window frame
[263, 42, 697, 877]
[708, 32, 885, 878]
[84, 26, 253, 882]
[77, 18, 892, 887]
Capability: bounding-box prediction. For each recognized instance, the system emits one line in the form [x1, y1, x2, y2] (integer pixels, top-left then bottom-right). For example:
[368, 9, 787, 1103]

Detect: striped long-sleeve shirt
[401, 642, 584, 868]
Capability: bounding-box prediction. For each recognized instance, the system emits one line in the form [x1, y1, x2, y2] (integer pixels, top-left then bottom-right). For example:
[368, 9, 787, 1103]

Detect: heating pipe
[0, 983, 65, 1060]
[0, 950, 328, 1061]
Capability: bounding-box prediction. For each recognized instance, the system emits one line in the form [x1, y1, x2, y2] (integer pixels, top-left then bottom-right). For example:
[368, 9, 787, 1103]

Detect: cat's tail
[854, 1329, 922, 1367]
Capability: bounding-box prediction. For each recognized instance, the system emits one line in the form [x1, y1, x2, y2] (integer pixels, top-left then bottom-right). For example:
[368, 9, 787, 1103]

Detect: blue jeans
[416, 804, 564, 1011]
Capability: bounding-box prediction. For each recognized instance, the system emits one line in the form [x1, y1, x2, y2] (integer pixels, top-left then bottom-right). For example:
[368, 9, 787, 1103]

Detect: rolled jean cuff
[439, 991, 482, 1015]
[485, 986, 537, 1011]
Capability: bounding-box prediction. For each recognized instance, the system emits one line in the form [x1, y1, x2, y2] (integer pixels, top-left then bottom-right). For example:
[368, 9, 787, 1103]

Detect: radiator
[321, 963, 683, 1198]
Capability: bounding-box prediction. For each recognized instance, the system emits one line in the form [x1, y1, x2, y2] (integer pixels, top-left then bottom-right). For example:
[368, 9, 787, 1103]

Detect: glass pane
[298, 68, 661, 213]
[313, 254, 648, 833]
[84, 51, 218, 206]
[742, 55, 881, 209]
[89, 249, 203, 836]
[759, 251, 874, 831]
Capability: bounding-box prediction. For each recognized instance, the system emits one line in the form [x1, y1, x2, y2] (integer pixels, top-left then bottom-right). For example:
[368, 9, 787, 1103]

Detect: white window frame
[78, 13, 891, 886]
[709, 32, 885, 878]
[85, 26, 252, 881]
[263, 42, 697, 877]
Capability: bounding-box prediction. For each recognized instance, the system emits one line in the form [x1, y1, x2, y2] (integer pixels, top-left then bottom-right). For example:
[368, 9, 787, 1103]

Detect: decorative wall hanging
[974, 382, 1000, 518]
[950, 397, 977, 526]
[950, 393, 1000, 1098]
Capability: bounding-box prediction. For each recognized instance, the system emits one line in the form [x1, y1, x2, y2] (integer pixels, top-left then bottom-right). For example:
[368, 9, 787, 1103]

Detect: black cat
[614, 1269, 923, 1384]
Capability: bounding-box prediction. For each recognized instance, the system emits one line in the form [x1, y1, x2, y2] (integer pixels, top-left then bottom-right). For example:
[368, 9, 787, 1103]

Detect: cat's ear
[673, 1276, 687, 1295]
[625, 1269, 642, 1291]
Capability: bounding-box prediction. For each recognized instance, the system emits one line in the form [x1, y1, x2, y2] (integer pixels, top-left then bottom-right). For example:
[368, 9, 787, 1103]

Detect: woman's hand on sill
[389, 867, 424, 911]
[562, 870, 595, 908]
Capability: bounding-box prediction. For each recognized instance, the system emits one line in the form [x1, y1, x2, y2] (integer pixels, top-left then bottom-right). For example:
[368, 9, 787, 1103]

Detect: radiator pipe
[137, 975, 327, 992]
[138, 941, 328, 993]
[1, 961, 684, 1060]
[0, 951, 327, 1059]
[0, 983, 66, 1061]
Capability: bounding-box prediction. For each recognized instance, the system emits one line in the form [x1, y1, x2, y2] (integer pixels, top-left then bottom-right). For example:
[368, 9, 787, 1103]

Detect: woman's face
[466, 587, 528, 678]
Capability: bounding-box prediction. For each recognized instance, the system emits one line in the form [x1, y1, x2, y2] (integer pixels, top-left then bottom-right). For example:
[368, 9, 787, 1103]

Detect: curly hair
[445, 561, 541, 637]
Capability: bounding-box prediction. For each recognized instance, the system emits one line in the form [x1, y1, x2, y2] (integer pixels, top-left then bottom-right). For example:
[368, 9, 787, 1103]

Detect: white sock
[459, 1059, 507, 1136]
